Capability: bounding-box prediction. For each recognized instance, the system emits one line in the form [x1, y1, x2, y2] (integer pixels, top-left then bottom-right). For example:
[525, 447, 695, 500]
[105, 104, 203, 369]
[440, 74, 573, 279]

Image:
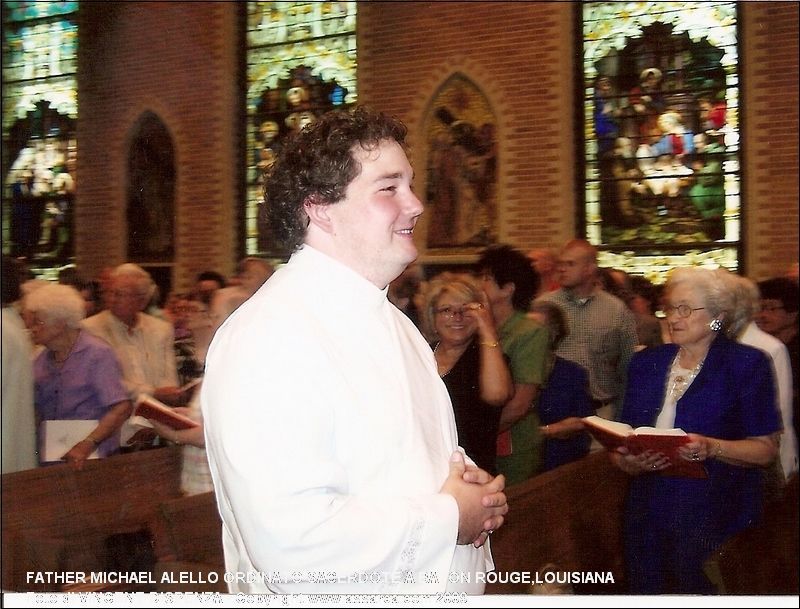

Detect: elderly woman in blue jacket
[612, 267, 781, 594]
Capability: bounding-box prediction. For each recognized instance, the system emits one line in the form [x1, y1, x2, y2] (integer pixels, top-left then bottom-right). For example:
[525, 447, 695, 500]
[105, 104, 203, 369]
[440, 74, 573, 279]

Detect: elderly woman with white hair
[612, 267, 781, 593]
[25, 283, 132, 469]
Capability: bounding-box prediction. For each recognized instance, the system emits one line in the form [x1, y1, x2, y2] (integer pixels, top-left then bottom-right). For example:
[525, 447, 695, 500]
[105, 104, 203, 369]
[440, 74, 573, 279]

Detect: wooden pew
[153, 491, 226, 592]
[3, 445, 631, 594]
[2, 447, 183, 592]
[486, 450, 630, 594]
[704, 473, 799, 594]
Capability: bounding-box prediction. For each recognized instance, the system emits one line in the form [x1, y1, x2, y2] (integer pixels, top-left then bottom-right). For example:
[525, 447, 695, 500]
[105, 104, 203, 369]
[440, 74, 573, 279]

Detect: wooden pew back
[487, 450, 629, 594]
[2, 447, 183, 591]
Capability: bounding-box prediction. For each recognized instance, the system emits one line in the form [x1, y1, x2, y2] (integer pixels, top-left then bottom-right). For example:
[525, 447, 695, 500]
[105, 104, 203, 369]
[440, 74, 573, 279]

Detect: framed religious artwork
[423, 74, 498, 261]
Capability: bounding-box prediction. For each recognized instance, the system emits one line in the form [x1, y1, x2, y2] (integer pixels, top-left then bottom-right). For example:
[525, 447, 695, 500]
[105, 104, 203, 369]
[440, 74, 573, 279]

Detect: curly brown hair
[264, 107, 408, 252]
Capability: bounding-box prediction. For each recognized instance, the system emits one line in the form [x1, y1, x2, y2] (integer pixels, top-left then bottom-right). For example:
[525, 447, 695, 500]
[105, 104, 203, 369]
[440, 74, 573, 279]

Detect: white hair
[665, 267, 742, 339]
[111, 263, 155, 298]
[24, 283, 85, 329]
[725, 273, 760, 338]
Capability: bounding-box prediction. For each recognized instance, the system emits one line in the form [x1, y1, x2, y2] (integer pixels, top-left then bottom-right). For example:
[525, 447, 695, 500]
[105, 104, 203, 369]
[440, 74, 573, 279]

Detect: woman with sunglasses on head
[612, 266, 781, 594]
[421, 273, 513, 475]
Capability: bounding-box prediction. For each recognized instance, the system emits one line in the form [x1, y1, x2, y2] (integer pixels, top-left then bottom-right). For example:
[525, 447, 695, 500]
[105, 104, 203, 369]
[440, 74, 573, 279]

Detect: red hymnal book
[583, 415, 707, 479]
[134, 394, 199, 431]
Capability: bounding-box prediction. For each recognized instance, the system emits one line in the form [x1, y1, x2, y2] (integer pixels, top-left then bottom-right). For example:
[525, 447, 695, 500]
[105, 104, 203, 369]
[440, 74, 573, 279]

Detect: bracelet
[479, 340, 500, 348]
[713, 440, 723, 459]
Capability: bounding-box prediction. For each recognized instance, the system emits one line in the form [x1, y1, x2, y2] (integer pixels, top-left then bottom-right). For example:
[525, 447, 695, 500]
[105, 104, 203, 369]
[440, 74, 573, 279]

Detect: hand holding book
[152, 379, 201, 407]
[148, 407, 206, 448]
[134, 394, 200, 431]
[583, 416, 707, 478]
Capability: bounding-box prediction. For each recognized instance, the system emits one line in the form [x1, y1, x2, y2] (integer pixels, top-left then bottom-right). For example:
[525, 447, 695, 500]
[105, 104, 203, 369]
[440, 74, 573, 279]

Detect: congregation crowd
[2, 108, 797, 594]
[3, 241, 796, 594]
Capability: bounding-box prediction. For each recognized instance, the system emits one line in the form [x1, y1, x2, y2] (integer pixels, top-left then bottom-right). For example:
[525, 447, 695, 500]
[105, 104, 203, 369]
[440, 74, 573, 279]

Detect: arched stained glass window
[246, 1, 357, 257]
[581, 2, 740, 282]
[2, 1, 79, 275]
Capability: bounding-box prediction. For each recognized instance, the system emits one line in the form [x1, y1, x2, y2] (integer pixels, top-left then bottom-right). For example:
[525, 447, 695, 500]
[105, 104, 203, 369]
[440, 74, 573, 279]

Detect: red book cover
[583, 416, 707, 479]
[134, 394, 199, 431]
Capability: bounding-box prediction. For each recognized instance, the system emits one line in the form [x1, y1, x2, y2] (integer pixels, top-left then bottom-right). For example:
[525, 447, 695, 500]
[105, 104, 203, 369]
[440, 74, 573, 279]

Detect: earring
[709, 318, 722, 332]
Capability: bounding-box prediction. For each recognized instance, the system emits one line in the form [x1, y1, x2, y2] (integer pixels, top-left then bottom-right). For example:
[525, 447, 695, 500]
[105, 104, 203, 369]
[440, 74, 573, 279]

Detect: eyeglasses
[658, 305, 706, 318]
[435, 306, 468, 319]
[110, 290, 147, 299]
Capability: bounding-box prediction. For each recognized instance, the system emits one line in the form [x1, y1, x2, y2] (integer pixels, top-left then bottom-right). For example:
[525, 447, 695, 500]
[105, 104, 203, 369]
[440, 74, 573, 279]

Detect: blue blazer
[619, 334, 782, 593]
[621, 334, 780, 441]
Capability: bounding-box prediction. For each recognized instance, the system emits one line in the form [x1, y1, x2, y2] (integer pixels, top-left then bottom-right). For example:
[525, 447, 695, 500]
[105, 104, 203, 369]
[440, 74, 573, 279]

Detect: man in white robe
[731, 275, 797, 478]
[740, 321, 796, 477]
[202, 108, 506, 594]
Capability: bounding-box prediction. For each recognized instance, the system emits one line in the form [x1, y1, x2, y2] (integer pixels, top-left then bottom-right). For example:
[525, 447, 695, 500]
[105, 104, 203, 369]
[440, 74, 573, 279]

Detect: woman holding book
[421, 273, 513, 475]
[25, 283, 132, 469]
[612, 267, 781, 594]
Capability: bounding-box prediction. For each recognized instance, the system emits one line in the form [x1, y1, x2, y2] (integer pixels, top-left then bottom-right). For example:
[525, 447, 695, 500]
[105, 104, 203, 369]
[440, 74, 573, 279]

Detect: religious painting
[582, 2, 740, 281]
[425, 75, 497, 251]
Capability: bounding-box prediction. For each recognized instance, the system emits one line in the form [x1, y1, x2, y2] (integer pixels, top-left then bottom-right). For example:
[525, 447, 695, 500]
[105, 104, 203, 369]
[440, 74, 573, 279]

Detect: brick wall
[73, 2, 797, 287]
[358, 2, 798, 277]
[359, 2, 576, 262]
[76, 1, 240, 294]
[741, 2, 799, 279]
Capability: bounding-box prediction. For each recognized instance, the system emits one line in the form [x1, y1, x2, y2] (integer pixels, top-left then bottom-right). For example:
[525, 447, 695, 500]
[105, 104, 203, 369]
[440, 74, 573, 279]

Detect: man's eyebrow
[375, 171, 416, 182]
[375, 172, 404, 181]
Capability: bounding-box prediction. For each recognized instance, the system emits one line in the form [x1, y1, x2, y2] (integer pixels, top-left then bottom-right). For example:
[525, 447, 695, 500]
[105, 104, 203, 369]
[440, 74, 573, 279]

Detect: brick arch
[88, 100, 184, 268]
[408, 62, 512, 149]
[125, 110, 176, 299]
[119, 99, 182, 179]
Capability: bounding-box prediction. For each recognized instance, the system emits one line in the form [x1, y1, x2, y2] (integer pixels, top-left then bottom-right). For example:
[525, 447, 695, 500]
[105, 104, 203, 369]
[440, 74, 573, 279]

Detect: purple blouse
[34, 330, 129, 459]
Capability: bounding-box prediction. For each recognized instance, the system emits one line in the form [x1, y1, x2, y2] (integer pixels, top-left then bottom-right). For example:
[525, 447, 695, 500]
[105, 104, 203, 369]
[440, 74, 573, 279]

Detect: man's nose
[405, 190, 424, 216]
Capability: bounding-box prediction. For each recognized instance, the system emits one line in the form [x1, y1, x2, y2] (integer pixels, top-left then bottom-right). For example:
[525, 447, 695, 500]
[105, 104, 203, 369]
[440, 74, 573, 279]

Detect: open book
[133, 394, 200, 431]
[582, 415, 707, 478]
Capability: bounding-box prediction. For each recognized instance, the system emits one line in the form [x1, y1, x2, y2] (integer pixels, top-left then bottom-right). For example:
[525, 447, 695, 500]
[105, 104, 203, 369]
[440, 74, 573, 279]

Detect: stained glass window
[2, 1, 78, 274]
[581, 2, 740, 282]
[246, 1, 357, 256]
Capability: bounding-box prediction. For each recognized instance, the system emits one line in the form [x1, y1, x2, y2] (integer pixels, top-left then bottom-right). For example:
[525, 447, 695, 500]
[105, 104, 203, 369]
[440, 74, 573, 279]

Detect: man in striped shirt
[537, 239, 637, 420]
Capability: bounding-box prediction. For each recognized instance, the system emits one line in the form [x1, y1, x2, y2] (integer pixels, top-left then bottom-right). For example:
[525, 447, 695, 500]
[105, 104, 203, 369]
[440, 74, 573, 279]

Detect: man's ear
[303, 196, 334, 234]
